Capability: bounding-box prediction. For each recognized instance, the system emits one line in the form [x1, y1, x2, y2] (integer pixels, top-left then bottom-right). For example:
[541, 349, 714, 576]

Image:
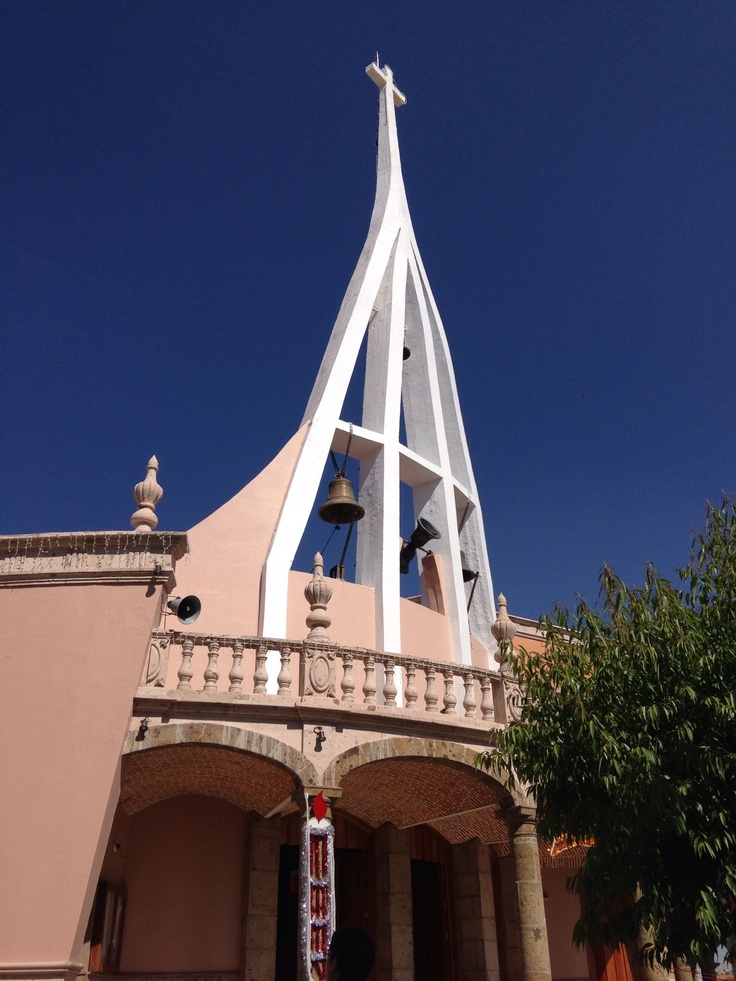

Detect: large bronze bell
[318, 475, 365, 524]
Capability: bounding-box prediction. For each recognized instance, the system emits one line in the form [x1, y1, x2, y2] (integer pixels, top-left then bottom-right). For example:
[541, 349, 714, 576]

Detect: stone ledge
[0, 531, 188, 587]
[90, 975, 238, 981]
[132, 688, 502, 747]
[0, 963, 84, 981]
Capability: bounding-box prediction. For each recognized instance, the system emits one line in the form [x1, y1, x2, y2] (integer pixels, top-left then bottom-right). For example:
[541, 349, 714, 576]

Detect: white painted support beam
[260, 62, 497, 665]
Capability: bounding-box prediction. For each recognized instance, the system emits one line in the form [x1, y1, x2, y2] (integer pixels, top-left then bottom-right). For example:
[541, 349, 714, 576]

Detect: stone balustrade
[145, 629, 512, 724]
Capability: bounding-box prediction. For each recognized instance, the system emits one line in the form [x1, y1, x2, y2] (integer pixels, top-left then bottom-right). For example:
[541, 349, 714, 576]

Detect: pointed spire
[260, 65, 496, 668]
[365, 62, 408, 214]
[131, 455, 163, 533]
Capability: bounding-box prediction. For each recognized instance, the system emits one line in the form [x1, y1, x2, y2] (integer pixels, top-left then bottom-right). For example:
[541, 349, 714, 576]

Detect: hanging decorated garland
[300, 791, 336, 981]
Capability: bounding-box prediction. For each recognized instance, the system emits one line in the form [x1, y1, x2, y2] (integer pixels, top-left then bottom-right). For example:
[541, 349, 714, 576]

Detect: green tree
[479, 498, 736, 968]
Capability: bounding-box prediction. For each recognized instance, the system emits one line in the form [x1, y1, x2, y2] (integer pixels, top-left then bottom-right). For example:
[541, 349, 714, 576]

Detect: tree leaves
[478, 496, 736, 968]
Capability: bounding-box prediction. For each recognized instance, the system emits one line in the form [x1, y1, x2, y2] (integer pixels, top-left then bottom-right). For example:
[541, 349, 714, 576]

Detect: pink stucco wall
[98, 807, 131, 890]
[287, 570, 376, 648]
[0, 580, 163, 967]
[543, 866, 589, 981]
[470, 633, 493, 668]
[287, 569, 454, 662]
[174, 426, 468, 665]
[173, 427, 308, 637]
[119, 796, 247, 972]
[400, 594, 452, 661]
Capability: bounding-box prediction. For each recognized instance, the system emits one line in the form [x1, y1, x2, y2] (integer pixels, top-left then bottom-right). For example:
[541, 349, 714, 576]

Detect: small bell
[318, 475, 365, 524]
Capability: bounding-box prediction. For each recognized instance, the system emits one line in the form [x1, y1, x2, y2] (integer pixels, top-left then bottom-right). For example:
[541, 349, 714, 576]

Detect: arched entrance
[89, 725, 313, 979]
[322, 736, 511, 981]
[85, 727, 571, 981]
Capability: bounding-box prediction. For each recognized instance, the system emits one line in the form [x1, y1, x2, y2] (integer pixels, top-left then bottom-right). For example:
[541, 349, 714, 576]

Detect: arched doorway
[410, 825, 455, 981]
[89, 729, 311, 978]
[322, 737, 511, 981]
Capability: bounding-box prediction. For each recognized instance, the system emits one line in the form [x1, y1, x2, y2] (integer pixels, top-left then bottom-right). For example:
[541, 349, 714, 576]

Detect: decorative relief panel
[144, 638, 168, 687]
[302, 648, 336, 698]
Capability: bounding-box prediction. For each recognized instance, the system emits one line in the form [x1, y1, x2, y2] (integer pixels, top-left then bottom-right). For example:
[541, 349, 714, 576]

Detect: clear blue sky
[2, 2, 735, 619]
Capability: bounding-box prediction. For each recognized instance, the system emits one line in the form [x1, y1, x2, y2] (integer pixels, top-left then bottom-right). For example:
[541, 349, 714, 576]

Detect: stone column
[672, 961, 694, 981]
[242, 813, 281, 981]
[634, 924, 669, 981]
[373, 824, 414, 981]
[496, 853, 523, 981]
[500, 804, 552, 981]
[451, 839, 502, 981]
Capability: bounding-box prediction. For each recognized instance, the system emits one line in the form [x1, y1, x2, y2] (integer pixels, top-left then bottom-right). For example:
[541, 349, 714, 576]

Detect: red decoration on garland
[312, 791, 328, 822]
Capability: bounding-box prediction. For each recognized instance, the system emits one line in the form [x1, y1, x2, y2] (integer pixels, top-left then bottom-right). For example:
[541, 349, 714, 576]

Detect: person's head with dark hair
[326, 926, 375, 981]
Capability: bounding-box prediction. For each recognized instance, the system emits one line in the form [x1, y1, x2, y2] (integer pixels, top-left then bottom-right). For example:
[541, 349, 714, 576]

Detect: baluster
[424, 665, 439, 713]
[383, 658, 397, 707]
[229, 640, 244, 693]
[277, 645, 292, 696]
[341, 653, 355, 703]
[363, 655, 377, 705]
[442, 669, 457, 715]
[203, 639, 220, 691]
[405, 662, 418, 710]
[177, 637, 195, 691]
[480, 676, 494, 721]
[463, 672, 476, 718]
[253, 645, 268, 694]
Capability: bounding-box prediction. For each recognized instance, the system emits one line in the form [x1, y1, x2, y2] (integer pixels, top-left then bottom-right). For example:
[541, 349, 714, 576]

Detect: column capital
[498, 801, 538, 834]
[300, 787, 343, 824]
[302, 786, 343, 800]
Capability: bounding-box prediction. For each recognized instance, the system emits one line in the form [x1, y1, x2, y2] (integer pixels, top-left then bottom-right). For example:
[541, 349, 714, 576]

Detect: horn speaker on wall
[166, 595, 201, 624]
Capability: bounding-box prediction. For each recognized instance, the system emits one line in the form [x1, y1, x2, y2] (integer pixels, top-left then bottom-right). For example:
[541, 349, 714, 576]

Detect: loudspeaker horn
[167, 595, 202, 624]
[400, 517, 442, 574]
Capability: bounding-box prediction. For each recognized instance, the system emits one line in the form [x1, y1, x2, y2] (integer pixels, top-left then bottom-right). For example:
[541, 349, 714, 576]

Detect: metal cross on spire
[260, 63, 496, 668]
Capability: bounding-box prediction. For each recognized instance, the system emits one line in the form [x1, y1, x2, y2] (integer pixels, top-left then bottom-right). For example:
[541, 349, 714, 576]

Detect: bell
[318, 475, 365, 524]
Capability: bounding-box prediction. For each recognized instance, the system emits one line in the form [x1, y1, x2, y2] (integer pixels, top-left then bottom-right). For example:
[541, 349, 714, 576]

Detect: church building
[2, 63, 619, 981]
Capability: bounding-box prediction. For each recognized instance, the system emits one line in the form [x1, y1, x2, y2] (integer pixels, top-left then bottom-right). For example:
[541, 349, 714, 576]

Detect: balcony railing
[144, 630, 517, 726]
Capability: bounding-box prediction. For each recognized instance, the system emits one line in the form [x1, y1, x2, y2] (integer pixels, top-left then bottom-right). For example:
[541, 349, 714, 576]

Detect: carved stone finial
[305, 552, 333, 641]
[131, 455, 163, 533]
[492, 592, 518, 665]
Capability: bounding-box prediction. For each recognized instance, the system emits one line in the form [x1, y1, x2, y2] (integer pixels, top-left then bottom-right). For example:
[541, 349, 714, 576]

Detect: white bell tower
[260, 62, 496, 665]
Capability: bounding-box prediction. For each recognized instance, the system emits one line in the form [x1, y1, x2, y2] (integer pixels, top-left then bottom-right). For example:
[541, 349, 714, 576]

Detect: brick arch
[322, 735, 510, 788]
[322, 736, 512, 847]
[119, 721, 318, 815]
